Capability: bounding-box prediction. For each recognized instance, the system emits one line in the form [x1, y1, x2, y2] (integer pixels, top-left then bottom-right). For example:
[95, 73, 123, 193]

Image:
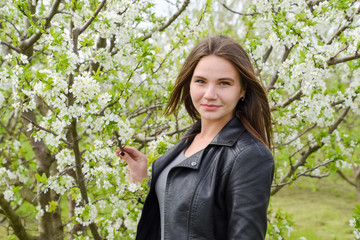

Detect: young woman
[117, 35, 274, 240]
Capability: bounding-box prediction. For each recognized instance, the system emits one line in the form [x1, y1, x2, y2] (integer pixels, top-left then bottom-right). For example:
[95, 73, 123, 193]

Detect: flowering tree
[211, 0, 360, 238]
[1, 0, 359, 239]
[0, 0, 210, 239]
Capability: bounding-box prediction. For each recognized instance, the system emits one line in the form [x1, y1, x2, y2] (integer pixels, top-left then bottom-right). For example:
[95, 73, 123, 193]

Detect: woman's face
[190, 55, 244, 125]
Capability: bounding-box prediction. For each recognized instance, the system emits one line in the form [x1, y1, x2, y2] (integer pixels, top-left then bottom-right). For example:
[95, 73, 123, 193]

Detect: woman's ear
[241, 90, 246, 98]
[240, 90, 246, 101]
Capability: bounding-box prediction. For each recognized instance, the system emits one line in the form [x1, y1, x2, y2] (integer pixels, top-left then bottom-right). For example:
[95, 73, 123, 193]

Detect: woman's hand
[116, 146, 148, 184]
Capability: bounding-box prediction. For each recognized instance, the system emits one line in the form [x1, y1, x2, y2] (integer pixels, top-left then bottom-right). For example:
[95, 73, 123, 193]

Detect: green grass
[271, 174, 358, 240]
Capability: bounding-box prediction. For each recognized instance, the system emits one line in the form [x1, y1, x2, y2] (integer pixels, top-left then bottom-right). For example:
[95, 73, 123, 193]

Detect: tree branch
[133, 125, 190, 144]
[20, 114, 72, 146]
[32, 165, 76, 202]
[302, 172, 330, 178]
[142, 0, 190, 41]
[19, 0, 62, 51]
[34, 94, 61, 121]
[0, 193, 34, 240]
[196, 0, 210, 26]
[305, 0, 326, 13]
[78, 0, 106, 36]
[96, 60, 143, 116]
[337, 170, 357, 187]
[278, 123, 317, 147]
[266, 45, 293, 90]
[331, 99, 345, 107]
[327, 51, 360, 66]
[7, 108, 20, 134]
[332, 44, 350, 59]
[272, 159, 335, 190]
[119, 60, 142, 97]
[20, 110, 60, 239]
[222, 3, 261, 16]
[0, 17, 22, 36]
[262, 46, 273, 63]
[326, 5, 360, 45]
[0, 41, 21, 53]
[72, 0, 107, 55]
[128, 103, 164, 118]
[152, 37, 183, 75]
[328, 106, 350, 133]
[271, 89, 302, 111]
[272, 106, 351, 195]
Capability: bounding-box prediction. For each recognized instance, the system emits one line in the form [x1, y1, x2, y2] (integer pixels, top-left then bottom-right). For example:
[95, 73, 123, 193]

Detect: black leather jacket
[136, 117, 274, 240]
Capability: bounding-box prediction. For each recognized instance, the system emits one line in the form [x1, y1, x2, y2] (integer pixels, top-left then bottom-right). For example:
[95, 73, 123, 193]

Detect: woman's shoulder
[217, 130, 274, 179]
[233, 130, 273, 160]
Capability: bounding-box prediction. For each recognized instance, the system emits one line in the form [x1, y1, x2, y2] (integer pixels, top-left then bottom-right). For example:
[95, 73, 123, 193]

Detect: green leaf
[354, 205, 360, 215]
[42, 173, 48, 182]
[35, 173, 43, 183]
[48, 201, 58, 213]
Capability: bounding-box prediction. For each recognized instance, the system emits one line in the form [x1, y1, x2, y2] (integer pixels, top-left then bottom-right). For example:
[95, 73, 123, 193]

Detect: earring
[240, 96, 245, 101]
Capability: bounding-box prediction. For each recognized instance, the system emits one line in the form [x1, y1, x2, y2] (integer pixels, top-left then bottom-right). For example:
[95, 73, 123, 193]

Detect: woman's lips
[201, 104, 221, 110]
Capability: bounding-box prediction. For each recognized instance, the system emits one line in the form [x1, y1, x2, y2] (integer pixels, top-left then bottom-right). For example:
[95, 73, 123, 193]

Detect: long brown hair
[164, 35, 273, 150]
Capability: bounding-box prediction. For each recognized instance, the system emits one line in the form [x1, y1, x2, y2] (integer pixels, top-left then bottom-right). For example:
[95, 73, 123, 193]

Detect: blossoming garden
[0, 0, 359, 239]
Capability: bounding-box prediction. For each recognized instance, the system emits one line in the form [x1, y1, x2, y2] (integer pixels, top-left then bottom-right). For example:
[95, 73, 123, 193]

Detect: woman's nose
[204, 85, 217, 99]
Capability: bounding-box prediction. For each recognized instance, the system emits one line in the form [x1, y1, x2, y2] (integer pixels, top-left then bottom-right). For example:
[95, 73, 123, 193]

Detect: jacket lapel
[151, 139, 189, 185]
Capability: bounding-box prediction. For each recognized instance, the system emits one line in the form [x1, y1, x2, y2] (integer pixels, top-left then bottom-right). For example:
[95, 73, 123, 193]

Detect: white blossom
[89, 204, 98, 220]
[36, 205, 44, 220]
[4, 54, 12, 62]
[55, 149, 75, 171]
[127, 182, 141, 192]
[354, 229, 360, 239]
[124, 217, 137, 232]
[3, 189, 14, 201]
[350, 219, 356, 227]
[70, 73, 100, 104]
[19, 54, 29, 64]
[0, 92, 4, 106]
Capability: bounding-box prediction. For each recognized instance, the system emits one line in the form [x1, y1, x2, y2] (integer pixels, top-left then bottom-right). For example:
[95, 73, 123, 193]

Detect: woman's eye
[220, 81, 231, 86]
[194, 79, 205, 84]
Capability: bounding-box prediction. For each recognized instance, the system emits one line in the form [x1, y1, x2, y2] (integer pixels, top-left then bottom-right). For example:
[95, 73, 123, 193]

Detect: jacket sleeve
[225, 142, 274, 240]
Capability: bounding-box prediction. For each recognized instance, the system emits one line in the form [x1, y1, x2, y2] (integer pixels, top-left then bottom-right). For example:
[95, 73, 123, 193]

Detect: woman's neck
[198, 118, 232, 140]
[184, 117, 233, 157]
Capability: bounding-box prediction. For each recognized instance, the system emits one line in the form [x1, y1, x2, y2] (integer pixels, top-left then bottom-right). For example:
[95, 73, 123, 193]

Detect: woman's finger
[122, 146, 139, 156]
[116, 147, 121, 156]
[122, 154, 133, 165]
[122, 146, 146, 161]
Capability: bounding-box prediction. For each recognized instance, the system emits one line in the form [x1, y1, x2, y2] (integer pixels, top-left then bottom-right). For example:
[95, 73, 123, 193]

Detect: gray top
[155, 150, 187, 240]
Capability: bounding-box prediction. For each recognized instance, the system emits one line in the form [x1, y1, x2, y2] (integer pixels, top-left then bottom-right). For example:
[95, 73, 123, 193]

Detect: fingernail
[120, 151, 125, 156]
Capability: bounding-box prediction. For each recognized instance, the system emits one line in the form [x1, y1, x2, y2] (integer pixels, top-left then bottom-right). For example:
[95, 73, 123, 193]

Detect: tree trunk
[67, 170, 84, 239]
[22, 110, 59, 239]
[50, 164, 64, 240]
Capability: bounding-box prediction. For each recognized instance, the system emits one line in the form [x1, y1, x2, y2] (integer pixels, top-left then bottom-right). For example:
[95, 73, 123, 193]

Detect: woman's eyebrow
[192, 75, 236, 82]
[192, 75, 206, 79]
[218, 78, 235, 82]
